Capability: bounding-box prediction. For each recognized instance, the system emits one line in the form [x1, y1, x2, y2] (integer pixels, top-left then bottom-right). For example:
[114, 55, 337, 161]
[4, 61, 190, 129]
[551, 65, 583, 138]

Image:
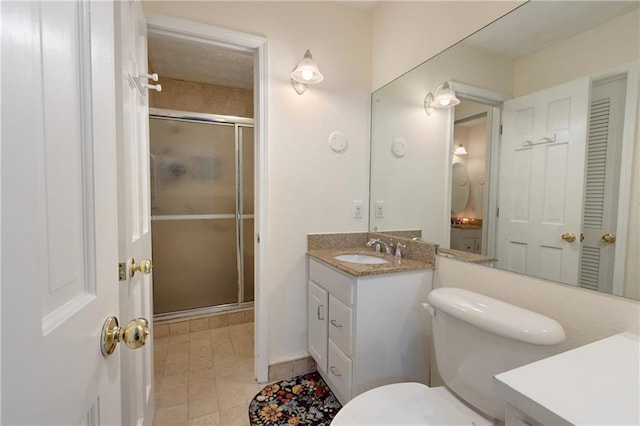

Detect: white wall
[142, 1, 372, 361]
[513, 10, 640, 96]
[371, 1, 523, 90]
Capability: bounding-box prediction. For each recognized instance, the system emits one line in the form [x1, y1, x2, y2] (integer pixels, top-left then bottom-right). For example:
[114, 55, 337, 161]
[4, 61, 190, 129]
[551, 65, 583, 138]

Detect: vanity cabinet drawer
[309, 259, 354, 305]
[327, 340, 352, 404]
[328, 295, 353, 356]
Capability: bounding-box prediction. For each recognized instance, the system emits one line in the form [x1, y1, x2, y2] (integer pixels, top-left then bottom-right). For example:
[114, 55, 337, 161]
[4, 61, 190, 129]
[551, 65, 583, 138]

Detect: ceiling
[148, 34, 254, 89]
[463, 1, 639, 59]
[147, 1, 638, 88]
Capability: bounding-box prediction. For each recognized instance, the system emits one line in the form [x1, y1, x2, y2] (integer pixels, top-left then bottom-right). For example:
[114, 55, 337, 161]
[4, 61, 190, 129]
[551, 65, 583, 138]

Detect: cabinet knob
[330, 319, 343, 328]
[329, 366, 342, 377]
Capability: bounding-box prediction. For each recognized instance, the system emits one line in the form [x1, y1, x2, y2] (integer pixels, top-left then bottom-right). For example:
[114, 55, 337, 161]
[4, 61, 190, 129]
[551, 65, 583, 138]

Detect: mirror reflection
[369, 1, 639, 300]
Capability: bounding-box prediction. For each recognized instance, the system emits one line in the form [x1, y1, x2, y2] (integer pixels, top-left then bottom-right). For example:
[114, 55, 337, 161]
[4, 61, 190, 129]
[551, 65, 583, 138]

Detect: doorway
[145, 14, 269, 383]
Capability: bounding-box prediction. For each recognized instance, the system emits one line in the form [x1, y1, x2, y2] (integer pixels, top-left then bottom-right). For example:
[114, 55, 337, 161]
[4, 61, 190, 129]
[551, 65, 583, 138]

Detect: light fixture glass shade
[290, 50, 324, 84]
[433, 82, 460, 107]
[454, 144, 468, 155]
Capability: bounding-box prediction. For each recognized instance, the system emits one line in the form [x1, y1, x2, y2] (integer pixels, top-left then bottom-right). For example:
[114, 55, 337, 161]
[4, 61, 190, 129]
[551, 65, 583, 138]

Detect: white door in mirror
[497, 77, 589, 285]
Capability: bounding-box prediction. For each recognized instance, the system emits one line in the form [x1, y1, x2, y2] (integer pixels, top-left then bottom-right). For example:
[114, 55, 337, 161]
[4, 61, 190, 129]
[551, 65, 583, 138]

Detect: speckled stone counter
[307, 232, 436, 277]
[437, 247, 497, 264]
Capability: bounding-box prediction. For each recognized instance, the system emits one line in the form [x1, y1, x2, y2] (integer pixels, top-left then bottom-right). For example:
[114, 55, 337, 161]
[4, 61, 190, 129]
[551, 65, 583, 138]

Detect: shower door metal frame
[149, 107, 255, 317]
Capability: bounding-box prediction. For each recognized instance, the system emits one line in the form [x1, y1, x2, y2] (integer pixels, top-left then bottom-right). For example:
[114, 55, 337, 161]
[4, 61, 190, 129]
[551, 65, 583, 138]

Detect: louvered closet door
[579, 77, 627, 293]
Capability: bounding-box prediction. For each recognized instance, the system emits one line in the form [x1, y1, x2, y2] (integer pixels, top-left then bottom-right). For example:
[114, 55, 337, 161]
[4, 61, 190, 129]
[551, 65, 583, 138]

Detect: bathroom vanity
[306, 253, 434, 405]
[494, 332, 640, 425]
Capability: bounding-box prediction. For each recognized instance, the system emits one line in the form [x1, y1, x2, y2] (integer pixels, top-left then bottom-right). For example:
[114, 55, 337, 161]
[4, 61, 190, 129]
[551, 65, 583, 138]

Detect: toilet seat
[330, 383, 494, 425]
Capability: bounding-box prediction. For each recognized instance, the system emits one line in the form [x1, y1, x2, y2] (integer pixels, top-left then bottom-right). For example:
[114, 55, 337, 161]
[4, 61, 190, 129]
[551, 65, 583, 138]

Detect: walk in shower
[149, 108, 254, 316]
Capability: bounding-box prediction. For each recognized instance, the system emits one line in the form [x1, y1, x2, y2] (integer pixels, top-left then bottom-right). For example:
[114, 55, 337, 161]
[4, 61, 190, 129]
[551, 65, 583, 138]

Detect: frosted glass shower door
[240, 126, 254, 303]
[150, 118, 239, 314]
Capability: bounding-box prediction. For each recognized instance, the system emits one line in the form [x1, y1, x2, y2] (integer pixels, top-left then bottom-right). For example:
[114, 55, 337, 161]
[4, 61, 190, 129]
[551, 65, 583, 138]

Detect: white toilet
[331, 288, 566, 425]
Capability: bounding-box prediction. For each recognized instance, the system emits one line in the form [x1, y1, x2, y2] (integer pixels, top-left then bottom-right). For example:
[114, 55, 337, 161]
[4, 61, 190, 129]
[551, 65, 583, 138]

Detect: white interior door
[497, 77, 590, 285]
[579, 76, 627, 294]
[2, 1, 122, 424]
[115, 1, 155, 425]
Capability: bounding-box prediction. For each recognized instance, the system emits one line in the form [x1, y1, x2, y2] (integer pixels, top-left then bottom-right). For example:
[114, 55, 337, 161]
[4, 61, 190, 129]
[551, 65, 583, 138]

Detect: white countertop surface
[494, 332, 640, 425]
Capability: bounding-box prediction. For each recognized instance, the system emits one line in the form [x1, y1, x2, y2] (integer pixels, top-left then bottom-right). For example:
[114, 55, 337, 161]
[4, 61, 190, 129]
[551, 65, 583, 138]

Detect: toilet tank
[426, 288, 565, 421]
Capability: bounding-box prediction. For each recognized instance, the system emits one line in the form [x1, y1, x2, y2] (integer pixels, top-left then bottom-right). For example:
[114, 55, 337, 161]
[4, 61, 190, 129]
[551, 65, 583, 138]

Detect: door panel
[150, 119, 236, 215]
[152, 219, 239, 312]
[2, 1, 121, 424]
[497, 77, 590, 285]
[579, 76, 627, 293]
[115, 1, 154, 424]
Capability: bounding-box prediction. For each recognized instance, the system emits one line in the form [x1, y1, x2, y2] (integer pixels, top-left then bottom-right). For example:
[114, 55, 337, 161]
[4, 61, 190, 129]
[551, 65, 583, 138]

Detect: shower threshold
[154, 301, 254, 324]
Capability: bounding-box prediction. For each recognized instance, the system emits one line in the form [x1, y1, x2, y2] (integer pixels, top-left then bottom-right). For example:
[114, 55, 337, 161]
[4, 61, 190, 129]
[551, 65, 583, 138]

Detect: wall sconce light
[453, 144, 468, 155]
[424, 81, 460, 115]
[290, 50, 324, 95]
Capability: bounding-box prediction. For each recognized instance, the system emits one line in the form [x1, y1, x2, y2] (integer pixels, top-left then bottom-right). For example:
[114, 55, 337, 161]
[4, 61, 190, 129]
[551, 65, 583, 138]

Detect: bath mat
[248, 371, 342, 425]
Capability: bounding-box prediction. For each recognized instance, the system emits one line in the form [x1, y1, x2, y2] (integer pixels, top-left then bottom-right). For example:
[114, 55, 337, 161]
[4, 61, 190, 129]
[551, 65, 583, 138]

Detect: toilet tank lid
[427, 288, 566, 345]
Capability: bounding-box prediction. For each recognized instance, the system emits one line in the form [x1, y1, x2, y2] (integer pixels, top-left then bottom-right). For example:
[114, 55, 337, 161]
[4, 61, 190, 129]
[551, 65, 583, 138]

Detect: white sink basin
[334, 254, 389, 265]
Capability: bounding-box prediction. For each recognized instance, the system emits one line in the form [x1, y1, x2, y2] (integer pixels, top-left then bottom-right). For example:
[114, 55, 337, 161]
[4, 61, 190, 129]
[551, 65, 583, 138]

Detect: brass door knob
[561, 232, 576, 243]
[601, 233, 616, 244]
[130, 258, 153, 278]
[101, 316, 150, 356]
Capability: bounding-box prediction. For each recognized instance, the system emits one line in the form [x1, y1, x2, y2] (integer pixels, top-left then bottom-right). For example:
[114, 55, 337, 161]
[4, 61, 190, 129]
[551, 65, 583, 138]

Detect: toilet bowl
[330, 288, 565, 425]
[331, 383, 493, 425]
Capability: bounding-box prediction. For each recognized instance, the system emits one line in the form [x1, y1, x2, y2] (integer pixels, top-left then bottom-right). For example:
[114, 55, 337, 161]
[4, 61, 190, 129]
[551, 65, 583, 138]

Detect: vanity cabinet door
[328, 294, 353, 356]
[327, 340, 352, 404]
[308, 280, 328, 372]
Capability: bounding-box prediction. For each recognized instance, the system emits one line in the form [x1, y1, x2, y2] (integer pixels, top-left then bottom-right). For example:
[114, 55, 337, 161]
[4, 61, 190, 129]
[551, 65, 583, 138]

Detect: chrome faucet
[366, 238, 393, 255]
[395, 242, 406, 259]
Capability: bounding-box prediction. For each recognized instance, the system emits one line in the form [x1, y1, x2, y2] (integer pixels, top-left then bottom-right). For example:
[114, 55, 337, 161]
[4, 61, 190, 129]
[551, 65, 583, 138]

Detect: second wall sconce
[424, 81, 460, 116]
[290, 50, 324, 95]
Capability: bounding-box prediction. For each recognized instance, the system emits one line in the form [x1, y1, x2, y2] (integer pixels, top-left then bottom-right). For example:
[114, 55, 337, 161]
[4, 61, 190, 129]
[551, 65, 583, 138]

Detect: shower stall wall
[149, 108, 254, 315]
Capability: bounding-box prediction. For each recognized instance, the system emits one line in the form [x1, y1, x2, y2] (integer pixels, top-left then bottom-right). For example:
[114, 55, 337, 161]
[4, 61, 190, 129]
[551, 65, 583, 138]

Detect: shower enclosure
[149, 108, 254, 316]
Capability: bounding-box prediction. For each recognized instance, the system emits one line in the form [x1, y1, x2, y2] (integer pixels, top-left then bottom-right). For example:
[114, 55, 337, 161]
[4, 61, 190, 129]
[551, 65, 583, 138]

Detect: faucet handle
[395, 242, 406, 258]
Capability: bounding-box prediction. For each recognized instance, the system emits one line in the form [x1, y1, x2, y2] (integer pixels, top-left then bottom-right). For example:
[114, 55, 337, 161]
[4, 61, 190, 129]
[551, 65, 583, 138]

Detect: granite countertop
[451, 224, 483, 229]
[437, 247, 498, 264]
[307, 247, 435, 277]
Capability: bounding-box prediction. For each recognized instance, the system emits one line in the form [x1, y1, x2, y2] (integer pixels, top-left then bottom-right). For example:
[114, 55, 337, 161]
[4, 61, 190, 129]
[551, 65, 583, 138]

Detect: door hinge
[118, 262, 127, 281]
[257, 233, 260, 243]
[500, 124, 503, 135]
[496, 207, 500, 217]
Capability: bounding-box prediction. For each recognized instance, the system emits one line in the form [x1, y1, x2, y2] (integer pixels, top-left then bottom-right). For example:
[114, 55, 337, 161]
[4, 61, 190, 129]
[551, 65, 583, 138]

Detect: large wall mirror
[369, 1, 639, 300]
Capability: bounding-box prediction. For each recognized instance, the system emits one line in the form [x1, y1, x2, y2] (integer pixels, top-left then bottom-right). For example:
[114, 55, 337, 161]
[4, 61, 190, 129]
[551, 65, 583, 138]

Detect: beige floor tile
[169, 321, 190, 336]
[190, 357, 214, 373]
[154, 404, 188, 425]
[164, 360, 189, 376]
[190, 369, 216, 384]
[212, 339, 234, 355]
[208, 315, 228, 330]
[190, 330, 210, 342]
[219, 403, 250, 426]
[228, 324, 249, 340]
[232, 338, 253, 358]
[227, 311, 246, 326]
[168, 334, 191, 345]
[188, 412, 220, 426]
[155, 384, 188, 407]
[213, 359, 239, 377]
[155, 324, 171, 338]
[166, 350, 189, 364]
[188, 396, 219, 419]
[190, 346, 212, 361]
[235, 356, 254, 373]
[161, 372, 189, 389]
[189, 318, 209, 332]
[188, 380, 217, 401]
[244, 381, 265, 402]
[216, 382, 248, 409]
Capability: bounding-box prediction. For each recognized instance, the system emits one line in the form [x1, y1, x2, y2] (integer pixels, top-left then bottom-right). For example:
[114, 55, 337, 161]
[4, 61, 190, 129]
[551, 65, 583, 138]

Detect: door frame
[590, 61, 639, 296]
[144, 14, 269, 383]
[448, 81, 509, 257]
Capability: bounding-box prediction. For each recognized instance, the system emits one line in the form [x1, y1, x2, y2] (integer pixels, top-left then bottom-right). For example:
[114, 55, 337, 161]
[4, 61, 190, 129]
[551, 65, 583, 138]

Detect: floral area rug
[248, 371, 342, 425]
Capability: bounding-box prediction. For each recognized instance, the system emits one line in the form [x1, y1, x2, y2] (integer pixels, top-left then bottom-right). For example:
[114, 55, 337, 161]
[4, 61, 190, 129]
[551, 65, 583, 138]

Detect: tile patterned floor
[153, 322, 263, 425]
